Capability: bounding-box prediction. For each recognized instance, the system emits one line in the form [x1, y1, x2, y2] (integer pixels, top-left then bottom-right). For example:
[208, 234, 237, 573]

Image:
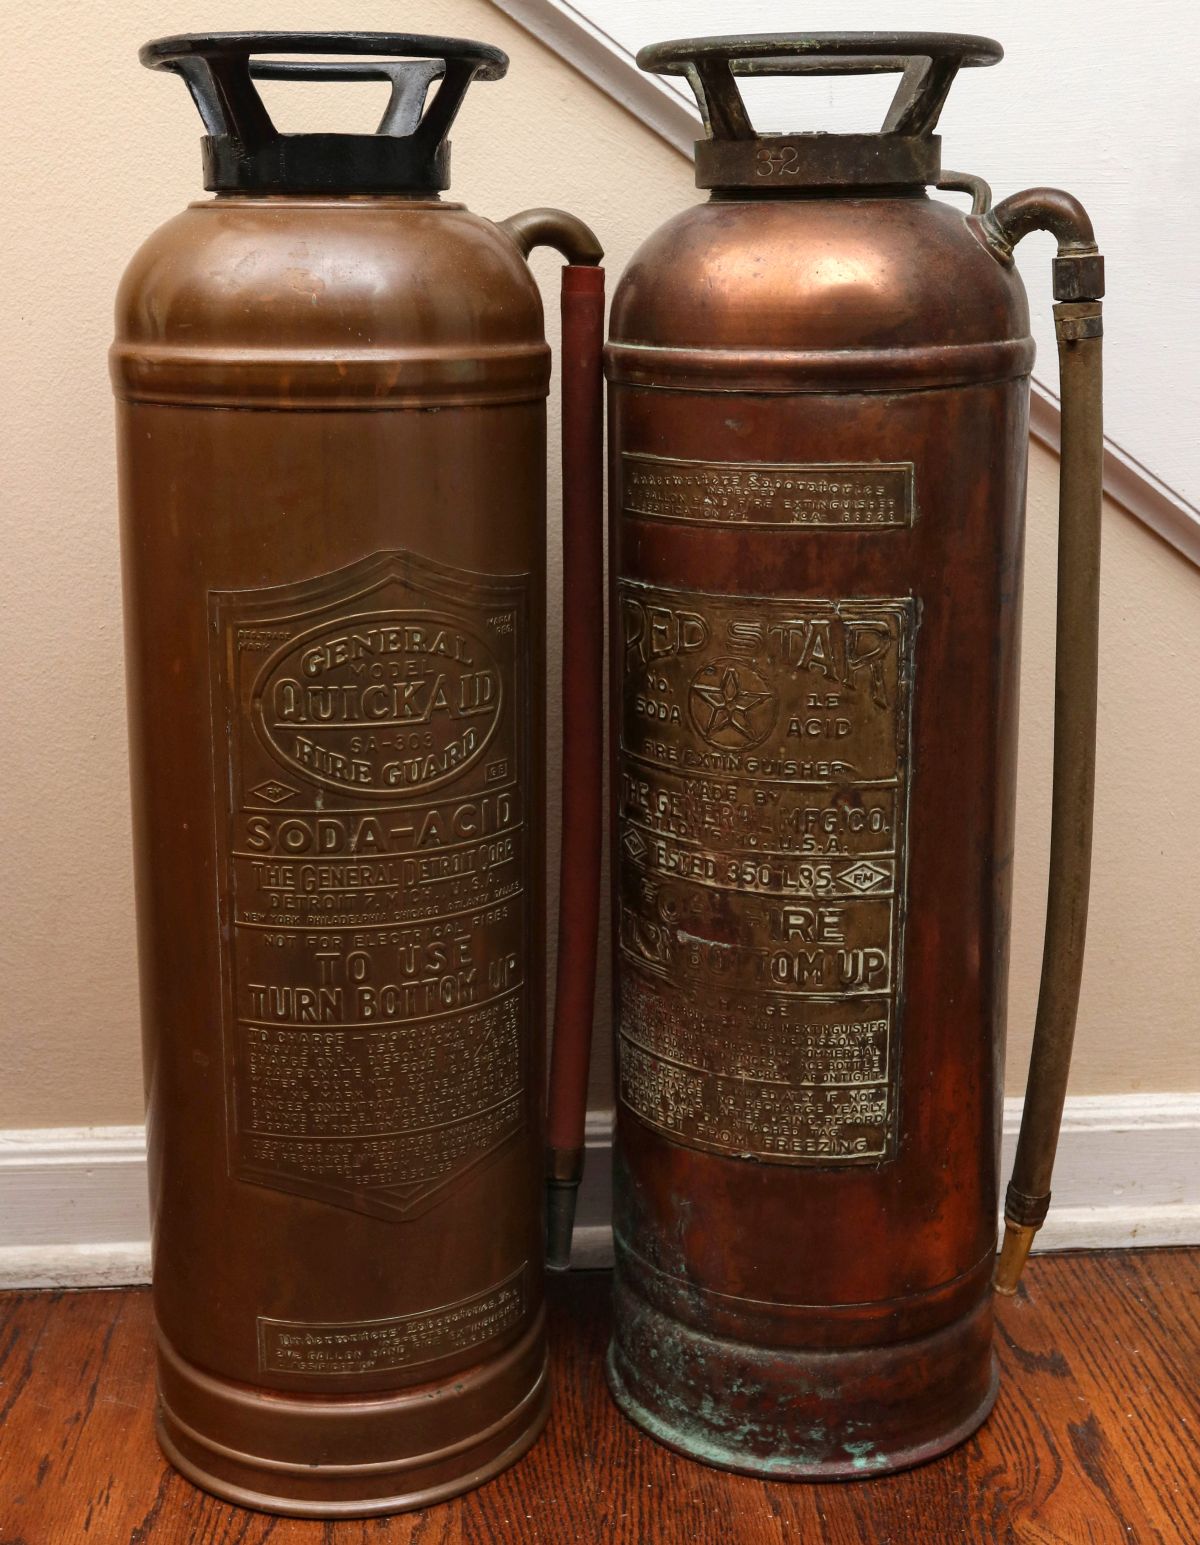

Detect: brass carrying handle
[636, 32, 1002, 141]
[982, 190, 1104, 1293]
[499, 210, 605, 1270]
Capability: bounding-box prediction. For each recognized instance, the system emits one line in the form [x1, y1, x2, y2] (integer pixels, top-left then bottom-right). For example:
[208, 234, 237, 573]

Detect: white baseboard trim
[0, 1243, 152, 1291]
[1, 1096, 1197, 1288]
[0, 1125, 150, 1287]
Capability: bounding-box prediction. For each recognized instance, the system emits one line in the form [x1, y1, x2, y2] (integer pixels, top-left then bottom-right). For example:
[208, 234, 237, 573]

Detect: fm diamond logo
[249, 779, 300, 805]
[622, 828, 649, 863]
[839, 861, 890, 894]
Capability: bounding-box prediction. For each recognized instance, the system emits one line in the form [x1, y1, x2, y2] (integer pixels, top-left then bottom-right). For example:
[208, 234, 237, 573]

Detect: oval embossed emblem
[253, 609, 502, 797]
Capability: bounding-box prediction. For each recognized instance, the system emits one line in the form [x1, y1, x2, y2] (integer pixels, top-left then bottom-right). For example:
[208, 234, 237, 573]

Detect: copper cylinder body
[113, 196, 551, 1515]
[606, 194, 1032, 1476]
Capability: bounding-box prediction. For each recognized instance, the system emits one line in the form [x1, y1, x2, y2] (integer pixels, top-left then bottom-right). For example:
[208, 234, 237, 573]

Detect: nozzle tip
[994, 1219, 1038, 1296]
[545, 1180, 580, 1272]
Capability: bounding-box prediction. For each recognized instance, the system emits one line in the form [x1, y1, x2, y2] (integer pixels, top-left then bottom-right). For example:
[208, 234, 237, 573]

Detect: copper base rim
[154, 1308, 550, 1518]
[606, 1345, 998, 1482]
[156, 1371, 551, 1519]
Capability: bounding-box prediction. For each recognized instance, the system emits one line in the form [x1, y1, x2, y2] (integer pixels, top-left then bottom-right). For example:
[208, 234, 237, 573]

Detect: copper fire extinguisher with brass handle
[604, 31, 1102, 1478]
[113, 31, 602, 1517]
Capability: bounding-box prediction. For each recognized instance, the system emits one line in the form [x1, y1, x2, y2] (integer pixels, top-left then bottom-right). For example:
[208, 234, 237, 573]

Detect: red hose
[546, 263, 605, 1260]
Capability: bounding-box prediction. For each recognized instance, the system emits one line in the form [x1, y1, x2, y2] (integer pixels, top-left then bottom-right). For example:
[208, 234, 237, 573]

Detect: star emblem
[688, 661, 777, 748]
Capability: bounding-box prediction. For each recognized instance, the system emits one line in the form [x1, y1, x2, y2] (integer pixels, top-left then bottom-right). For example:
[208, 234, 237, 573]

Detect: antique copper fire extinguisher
[605, 33, 1102, 1476]
[113, 32, 602, 1515]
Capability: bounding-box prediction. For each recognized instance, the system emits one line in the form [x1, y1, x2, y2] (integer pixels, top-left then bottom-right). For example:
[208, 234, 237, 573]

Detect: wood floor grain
[1, 1252, 1197, 1543]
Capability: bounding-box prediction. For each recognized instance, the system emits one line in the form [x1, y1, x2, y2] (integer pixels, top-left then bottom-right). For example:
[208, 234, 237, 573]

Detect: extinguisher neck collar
[694, 132, 941, 194]
[200, 133, 454, 197]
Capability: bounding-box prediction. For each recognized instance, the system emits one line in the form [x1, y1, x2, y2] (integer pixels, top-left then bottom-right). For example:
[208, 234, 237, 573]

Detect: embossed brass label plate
[257, 1263, 528, 1375]
[210, 552, 531, 1219]
[617, 580, 915, 1165]
[622, 454, 914, 529]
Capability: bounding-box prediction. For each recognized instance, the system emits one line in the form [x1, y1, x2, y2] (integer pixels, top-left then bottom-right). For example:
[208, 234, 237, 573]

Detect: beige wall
[1014, 442, 1200, 1093]
[1, 0, 1196, 1128]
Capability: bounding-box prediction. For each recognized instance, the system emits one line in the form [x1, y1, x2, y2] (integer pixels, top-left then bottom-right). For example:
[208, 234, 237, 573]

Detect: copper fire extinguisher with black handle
[604, 31, 1101, 1478]
[113, 32, 601, 1517]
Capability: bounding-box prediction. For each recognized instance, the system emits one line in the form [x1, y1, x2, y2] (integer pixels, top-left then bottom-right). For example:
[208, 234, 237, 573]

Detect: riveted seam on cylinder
[603, 338, 1036, 394]
[108, 345, 553, 409]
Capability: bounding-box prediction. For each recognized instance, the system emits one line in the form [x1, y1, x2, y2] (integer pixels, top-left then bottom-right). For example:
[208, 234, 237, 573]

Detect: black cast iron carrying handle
[981, 192, 1105, 1293]
[141, 32, 505, 143]
[141, 33, 507, 192]
[246, 59, 448, 140]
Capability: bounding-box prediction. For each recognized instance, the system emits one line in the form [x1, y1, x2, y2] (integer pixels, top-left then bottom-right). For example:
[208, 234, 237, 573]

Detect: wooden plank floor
[1, 1251, 1198, 1543]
